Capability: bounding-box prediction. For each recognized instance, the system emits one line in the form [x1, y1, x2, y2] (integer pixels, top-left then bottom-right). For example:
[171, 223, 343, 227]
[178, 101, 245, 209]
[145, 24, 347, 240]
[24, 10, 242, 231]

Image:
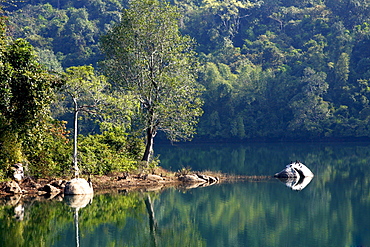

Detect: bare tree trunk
[142, 127, 156, 164]
[73, 99, 80, 178]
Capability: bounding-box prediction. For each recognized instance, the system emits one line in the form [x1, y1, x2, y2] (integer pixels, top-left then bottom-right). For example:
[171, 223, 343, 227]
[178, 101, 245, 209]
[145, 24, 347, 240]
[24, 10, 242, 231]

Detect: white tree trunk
[73, 99, 80, 178]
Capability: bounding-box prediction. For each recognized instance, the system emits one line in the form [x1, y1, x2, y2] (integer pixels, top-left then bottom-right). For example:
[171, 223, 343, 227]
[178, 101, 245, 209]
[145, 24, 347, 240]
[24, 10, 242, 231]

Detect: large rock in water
[64, 178, 93, 195]
[274, 161, 314, 178]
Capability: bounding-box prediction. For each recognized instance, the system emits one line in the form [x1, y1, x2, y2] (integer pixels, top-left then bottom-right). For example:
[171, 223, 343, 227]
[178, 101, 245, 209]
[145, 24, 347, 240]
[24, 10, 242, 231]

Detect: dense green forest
[6, 0, 370, 141]
[4, 0, 370, 140]
[2, 0, 370, 178]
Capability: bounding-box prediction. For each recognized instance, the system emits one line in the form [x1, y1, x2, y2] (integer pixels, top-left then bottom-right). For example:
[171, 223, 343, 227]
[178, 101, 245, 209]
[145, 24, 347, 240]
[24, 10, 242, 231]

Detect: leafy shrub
[23, 119, 72, 178]
[78, 125, 144, 175]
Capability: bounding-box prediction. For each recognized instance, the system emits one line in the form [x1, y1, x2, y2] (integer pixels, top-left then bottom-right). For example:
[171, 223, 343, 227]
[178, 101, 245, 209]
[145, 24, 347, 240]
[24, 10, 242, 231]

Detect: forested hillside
[6, 0, 370, 141]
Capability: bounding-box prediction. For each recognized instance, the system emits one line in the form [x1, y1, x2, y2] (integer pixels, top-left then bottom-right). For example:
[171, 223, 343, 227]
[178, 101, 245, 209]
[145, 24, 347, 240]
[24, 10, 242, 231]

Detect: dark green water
[2, 142, 370, 246]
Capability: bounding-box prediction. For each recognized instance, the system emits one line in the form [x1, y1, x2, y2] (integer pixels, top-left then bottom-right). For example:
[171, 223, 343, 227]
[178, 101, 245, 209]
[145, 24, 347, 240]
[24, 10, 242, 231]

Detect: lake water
[2, 142, 370, 246]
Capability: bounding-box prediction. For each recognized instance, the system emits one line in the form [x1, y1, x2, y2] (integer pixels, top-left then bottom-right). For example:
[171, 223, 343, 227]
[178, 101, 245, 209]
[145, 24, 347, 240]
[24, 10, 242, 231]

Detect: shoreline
[0, 169, 274, 198]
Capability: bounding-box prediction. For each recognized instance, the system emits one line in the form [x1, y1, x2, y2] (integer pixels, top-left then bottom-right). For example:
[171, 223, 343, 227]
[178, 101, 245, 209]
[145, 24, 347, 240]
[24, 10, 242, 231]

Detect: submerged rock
[274, 161, 314, 179]
[64, 178, 93, 195]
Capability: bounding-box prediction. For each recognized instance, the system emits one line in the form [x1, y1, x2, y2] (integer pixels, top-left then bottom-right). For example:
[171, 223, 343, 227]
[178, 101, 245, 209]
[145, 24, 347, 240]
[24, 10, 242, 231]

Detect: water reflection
[64, 194, 93, 247]
[276, 176, 314, 190]
[1, 142, 370, 246]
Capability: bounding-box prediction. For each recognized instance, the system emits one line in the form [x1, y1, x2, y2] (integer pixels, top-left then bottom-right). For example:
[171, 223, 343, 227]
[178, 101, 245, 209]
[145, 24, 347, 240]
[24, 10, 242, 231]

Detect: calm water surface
[2, 142, 370, 247]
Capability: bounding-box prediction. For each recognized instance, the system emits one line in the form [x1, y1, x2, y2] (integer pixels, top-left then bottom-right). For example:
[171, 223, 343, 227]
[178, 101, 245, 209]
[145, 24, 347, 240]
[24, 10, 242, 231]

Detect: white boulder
[274, 161, 314, 178]
[64, 178, 93, 195]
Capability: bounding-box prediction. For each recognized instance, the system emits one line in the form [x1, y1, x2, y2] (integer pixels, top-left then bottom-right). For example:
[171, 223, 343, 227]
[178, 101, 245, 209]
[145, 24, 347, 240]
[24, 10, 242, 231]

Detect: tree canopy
[5, 0, 370, 143]
[0, 31, 63, 176]
[100, 0, 204, 162]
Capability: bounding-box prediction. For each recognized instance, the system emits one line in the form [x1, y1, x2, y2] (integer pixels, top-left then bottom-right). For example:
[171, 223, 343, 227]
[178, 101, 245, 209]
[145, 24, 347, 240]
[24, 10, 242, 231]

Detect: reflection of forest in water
[157, 142, 370, 176]
[2, 142, 370, 246]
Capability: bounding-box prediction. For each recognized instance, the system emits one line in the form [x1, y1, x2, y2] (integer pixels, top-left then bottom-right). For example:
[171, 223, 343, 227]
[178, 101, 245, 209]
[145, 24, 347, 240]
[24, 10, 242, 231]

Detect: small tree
[60, 65, 133, 177]
[101, 0, 204, 164]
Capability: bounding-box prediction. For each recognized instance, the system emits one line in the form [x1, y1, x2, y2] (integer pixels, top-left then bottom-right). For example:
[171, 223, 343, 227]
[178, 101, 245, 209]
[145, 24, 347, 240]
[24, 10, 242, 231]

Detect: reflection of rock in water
[64, 194, 93, 247]
[274, 161, 314, 190]
[177, 174, 219, 189]
[276, 176, 313, 191]
[64, 194, 93, 209]
[2, 194, 25, 221]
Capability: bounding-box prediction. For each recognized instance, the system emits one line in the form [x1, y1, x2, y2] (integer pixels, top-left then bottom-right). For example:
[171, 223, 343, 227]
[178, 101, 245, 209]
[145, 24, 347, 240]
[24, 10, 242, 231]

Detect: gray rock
[64, 178, 93, 195]
[196, 174, 219, 183]
[274, 165, 300, 178]
[178, 174, 219, 184]
[146, 174, 164, 181]
[43, 184, 61, 194]
[178, 174, 206, 183]
[5, 181, 22, 194]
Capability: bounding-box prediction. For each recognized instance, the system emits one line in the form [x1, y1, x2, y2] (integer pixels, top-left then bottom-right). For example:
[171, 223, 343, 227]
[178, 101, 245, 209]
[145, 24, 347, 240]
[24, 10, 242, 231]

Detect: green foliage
[57, 65, 138, 176]
[0, 38, 58, 132]
[101, 0, 204, 162]
[8, 2, 115, 68]
[22, 119, 72, 178]
[6, 0, 370, 141]
[0, 29, 62, 178]
[78, 125, 143, 175]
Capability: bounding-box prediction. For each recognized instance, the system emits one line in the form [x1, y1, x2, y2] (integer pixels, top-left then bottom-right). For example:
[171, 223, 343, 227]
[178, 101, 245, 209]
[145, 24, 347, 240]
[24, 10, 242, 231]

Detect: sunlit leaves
[101, 0, 204, 161]
[0, 36, 60, 172]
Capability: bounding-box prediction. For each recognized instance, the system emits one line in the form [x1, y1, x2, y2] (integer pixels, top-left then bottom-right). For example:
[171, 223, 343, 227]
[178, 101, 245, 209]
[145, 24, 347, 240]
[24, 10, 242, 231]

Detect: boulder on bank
[64, 178, 93, 195]
[43, 184, 61, 194]
[274, 161, 314, 178]
[178, 174, 219, 184]
[11, 163, 24, 182]
[5, 181, 22, 194]
[145, 174, 164, 181]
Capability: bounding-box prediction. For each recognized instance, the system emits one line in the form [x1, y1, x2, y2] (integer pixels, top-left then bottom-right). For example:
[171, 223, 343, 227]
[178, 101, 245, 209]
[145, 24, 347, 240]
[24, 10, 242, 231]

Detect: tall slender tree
[101, 0, 204, 164]
[60, 65, 133, 177]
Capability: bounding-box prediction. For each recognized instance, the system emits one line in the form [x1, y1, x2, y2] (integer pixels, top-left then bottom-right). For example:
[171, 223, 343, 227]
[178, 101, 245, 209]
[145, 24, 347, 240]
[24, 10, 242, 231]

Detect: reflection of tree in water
[64, 194, 93, 247]
[3, 154, 370, 247]
[145, 195, 158, 246]
[143, 192, 206, 247]
[158, 143, 370, 185]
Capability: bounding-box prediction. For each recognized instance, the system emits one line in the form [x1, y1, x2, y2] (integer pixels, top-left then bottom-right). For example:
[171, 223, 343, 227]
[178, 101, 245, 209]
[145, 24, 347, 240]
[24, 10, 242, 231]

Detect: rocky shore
[0, 168, 230, 197]
[0, 167, 273, 198]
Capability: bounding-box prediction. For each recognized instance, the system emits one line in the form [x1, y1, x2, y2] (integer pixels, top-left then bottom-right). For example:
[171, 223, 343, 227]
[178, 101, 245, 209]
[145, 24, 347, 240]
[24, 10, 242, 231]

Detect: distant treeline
[7, 0, 370, 141]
